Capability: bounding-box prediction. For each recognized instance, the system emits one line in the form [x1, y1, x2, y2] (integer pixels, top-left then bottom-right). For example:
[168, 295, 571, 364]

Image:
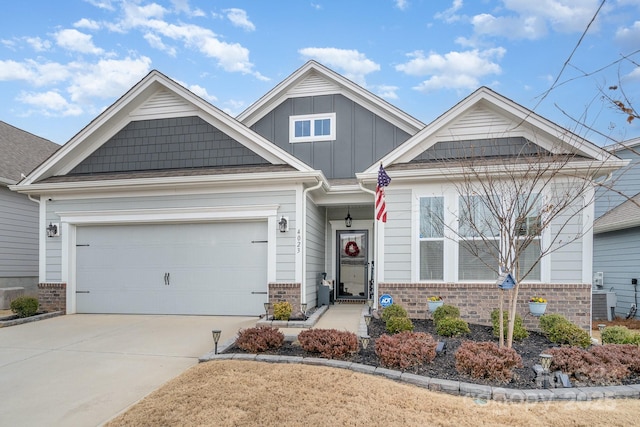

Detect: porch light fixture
[539, 353, 553, 388]
[212, 330, 222, 355]
[367, 299, 373, 314]
[364, 314, 372, 327]
[264, 302, 271, 319]
[360, 335, 370, 351]
[345, 208, 352, 228]
[598, 324, 606, 343]
[278, 216, 289, 232]
[301, 303, 307, 320]
[46, 222, 59, 237]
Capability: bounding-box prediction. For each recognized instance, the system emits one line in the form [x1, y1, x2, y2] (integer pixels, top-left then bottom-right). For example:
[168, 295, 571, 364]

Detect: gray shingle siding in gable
[411, 137, 549, 163]
[250, 94, 412, 179]
[69, 116, 270, 175]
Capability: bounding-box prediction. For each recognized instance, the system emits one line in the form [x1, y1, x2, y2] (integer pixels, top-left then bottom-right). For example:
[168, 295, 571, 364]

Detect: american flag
[375, 164, 391, 222]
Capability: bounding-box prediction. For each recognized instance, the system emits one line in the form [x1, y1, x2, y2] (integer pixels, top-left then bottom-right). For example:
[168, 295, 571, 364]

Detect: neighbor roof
[0, 121, 59, 185]
[594, 191, 640, 234]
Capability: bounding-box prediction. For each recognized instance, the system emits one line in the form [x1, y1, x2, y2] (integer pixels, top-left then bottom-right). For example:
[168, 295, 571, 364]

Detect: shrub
[235, 326, 284, 353]
[547, 322, 592, 348]
[539, 313, 570, 335]
[435, 317, 470, 337]
[455, 341, 523, 383]
[601, 325, 640, 345]
[490, 309, 529, 341]
[381, 304, 408, 323]
[548, 347, 628, 384]
[432, 304, 460, 326]
[590, 344, 640, 374]
[10, 296, 39, 318]
[298, 329, 358, 359]
[385, 316, 414, 334]
[375, 331, 437, 370]
[273, 301, 293, 321]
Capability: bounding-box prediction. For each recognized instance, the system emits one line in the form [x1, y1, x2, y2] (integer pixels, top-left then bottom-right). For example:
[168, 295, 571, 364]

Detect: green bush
[435, 317, 470, 337]
[381, 304, 408, 323]
[490, 309, 529, 341]
[273, 301, 293, 320]
[432, 304, 460, 326]
[386, 316, 414, 334]
[601, 326, 640, 345]
[10, 296, 39, 318]
[539, 313, 569, 335]
[547, 321, 592, 348]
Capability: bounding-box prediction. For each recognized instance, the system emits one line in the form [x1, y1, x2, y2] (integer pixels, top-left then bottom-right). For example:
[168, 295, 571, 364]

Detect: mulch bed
[225, 318, 640, 389]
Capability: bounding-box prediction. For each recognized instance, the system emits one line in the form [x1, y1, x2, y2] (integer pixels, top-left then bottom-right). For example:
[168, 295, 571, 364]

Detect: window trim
[289, 113, 336, 143]
[418, 196, 445, 282]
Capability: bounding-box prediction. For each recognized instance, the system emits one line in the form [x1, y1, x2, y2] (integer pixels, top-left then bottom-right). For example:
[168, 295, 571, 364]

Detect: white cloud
[55, 29, 104, 55]
[66, 56, 152, 103]
[224, 8, 256, 32]
[395, 0, 409, 11]
[143, 32, 177, 56]
[396, 48, 505, 92]
[176, 80, 217, 102]
[375, 85, 399, 100]
[311, 3, 322, 10]
[24, 37, 51, 52]
[171, 0, 205, 17]
[0, 59, 70, 86]
[471, 0, 603, 39]
[615, 20, 640, 46]
[435, 0, 463, 23]
[74, 18, 102, 30]
[17, 90, 83, 116]
[299, 47, 380, 85]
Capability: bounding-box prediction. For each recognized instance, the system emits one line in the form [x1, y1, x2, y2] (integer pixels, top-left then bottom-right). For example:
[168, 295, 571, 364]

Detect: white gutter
[300, 180, 324, 305]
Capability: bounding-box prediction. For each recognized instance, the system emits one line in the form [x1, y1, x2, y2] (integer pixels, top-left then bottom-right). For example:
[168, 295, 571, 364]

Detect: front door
[336, 230, 368, 299]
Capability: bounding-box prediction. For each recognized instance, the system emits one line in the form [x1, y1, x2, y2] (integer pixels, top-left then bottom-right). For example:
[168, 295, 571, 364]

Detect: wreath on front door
[345, 241, 360, 257]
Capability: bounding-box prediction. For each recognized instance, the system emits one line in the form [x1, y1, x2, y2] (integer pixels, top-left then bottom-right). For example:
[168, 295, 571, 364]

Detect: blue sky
[1, 0, 639, 146]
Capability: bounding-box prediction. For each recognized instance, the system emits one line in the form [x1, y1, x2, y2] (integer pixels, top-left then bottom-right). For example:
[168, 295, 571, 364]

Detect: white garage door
[75, 222, 268, 315]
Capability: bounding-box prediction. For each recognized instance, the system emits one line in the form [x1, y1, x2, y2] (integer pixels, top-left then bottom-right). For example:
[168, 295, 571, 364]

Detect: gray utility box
[592, 291, 617, 321]
[318, 280, 333, 306]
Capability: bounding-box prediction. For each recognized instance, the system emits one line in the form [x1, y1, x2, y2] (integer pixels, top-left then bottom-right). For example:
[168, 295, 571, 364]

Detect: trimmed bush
[590, 344, 640, 374]
[547, 321, 592, 348]
[381, 304, 408, 323]
[490, 309, 528, 341]
[235, 326, 284, 353]
[539, 313, 569, 335]
[436, 317, 470, 337]
[386, 316, 414, 334]
[298, 329, 358, 359]
[455, 341, 523, 383]
[10, 296, 39, 318]
[548, 347, 628, 384]
[432, 304, 460, 326]
[375, 331, 437, 370]
[273, 301, 293, 321]
[601, 325, 640, 345]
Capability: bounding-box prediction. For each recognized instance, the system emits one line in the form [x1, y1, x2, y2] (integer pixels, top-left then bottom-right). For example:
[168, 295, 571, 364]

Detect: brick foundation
[268, 282, 301, 314]
[37, 283, 66, 314]
[378, 283, 591, 332]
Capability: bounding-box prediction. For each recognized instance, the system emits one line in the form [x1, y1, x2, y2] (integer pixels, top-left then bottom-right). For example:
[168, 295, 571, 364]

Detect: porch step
[336, 299, 366, 304]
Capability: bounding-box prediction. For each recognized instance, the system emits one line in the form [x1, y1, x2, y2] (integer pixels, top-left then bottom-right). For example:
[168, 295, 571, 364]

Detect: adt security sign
[379, 294, 393, 308]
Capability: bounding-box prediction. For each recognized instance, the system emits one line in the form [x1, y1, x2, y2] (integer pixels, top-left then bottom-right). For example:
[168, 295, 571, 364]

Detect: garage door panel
[76, 222, 267, 315]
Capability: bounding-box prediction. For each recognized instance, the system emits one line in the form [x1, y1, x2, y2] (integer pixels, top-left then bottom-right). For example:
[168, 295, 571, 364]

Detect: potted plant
[427, 296, 444, 312]
[529, 296, 547, 316]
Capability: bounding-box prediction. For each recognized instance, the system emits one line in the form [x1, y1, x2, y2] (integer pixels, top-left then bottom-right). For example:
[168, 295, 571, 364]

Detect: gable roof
[17, 70, 315, 189]
[594, 192, 640, 234]
[237, 60, 425, 136]
[361, 86, 624, 177]
[603, 136, 640, 154]
[0, 121, 59, 186]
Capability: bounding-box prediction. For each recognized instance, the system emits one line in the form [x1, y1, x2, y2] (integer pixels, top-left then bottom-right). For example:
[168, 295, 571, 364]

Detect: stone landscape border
[0, 311, 64, 328]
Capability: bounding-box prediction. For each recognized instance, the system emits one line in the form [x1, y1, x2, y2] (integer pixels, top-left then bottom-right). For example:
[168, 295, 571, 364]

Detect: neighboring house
[0, 121, 59, 296]
[593, 137, 640, 320]
[12, 62, 623, 330]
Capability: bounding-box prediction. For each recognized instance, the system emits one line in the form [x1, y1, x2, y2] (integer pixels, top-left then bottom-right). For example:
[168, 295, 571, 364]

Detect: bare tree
[424, 138, 615, 348]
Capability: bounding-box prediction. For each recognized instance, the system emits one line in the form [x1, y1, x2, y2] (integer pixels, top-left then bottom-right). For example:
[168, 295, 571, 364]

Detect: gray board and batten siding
[250, 94, 413, 179]
[69, 116, 270, 175]
[595, 145, 640, 219]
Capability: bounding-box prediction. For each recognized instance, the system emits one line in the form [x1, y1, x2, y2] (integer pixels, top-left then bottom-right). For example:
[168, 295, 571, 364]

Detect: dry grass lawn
[107, 360, 640, 427]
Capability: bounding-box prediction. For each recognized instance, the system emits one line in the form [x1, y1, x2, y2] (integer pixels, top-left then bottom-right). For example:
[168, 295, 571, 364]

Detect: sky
[1, 0, 639, 147]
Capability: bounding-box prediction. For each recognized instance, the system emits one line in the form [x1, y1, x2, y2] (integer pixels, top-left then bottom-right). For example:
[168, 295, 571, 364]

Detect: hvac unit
[592, 291, 617, 321]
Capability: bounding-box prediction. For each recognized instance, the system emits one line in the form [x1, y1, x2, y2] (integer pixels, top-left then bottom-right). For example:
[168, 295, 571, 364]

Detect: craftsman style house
[13, 61, 623, 329]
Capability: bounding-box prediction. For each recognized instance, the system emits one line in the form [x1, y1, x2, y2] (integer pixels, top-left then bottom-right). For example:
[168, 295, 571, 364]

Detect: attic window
[289, 113, 336, 143]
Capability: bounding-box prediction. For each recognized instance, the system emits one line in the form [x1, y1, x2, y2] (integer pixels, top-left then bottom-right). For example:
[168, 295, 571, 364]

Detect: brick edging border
[199, 353, 640, 402]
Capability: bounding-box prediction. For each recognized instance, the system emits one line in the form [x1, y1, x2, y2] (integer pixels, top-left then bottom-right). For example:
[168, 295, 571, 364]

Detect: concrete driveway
[0, 314, 256, 427]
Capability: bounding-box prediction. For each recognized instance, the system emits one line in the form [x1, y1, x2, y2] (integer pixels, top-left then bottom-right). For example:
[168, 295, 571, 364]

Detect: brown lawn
[106, 360, 640, 427]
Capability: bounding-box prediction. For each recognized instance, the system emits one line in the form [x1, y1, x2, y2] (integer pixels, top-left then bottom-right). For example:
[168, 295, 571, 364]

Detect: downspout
[300, 180, 324, 305]
[358, 182, 378, 308]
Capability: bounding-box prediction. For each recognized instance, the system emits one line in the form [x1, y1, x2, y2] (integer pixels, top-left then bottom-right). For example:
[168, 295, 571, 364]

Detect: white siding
[305, 199, 325, 307]
[383, 189, 413, 282]
[0, 187, 39, 278]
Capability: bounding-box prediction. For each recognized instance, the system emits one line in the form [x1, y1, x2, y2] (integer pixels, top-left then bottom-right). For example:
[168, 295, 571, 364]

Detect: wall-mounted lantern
[278, 216, 289, 232]
[46, 222, 60, 237]
[345, 208, 352, 228]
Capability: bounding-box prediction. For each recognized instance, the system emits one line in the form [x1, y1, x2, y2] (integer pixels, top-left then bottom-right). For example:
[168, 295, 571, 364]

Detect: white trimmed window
[515, 195, 542, 281]
[458, 195, 501, 281]
[419, 197, 444, 280]
[289, 113, 336, 143]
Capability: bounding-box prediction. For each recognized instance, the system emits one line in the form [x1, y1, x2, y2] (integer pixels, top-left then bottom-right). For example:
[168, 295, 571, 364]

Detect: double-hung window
[419, 197, 444, 280]
[458, 195, 501, 281]
[515, 195, 542, 280]
[289, 113, 336, 143]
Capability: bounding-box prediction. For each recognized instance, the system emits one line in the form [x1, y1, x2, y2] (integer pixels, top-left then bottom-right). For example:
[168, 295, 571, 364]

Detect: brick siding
[37, 283, 66, 314]
[268, 282, 301, 314]
[378, 282, 591, 332]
